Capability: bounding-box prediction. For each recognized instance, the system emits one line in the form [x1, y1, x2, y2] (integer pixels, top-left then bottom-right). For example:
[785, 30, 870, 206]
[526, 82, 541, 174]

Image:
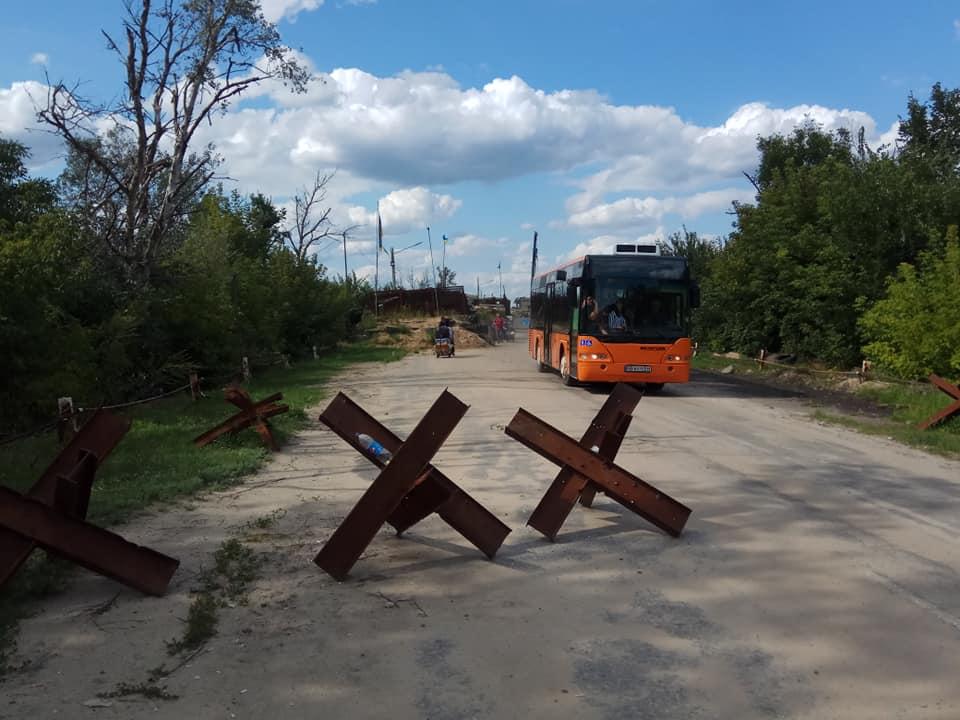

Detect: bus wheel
[645, 382, 665, 394]
[536, 344, 549, 372]
[560, 355, 577, 386]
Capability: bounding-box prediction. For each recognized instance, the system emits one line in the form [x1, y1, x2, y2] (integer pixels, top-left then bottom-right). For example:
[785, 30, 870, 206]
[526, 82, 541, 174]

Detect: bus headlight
[666, 354, 683, 362]
[579, 353, 609, 361]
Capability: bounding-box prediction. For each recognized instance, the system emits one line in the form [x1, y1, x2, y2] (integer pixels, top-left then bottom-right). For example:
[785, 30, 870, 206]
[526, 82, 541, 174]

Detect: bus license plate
[625, 365, 652, 373]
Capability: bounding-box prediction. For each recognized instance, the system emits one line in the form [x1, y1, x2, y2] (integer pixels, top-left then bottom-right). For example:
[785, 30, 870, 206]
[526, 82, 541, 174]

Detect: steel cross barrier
[0, 410, 180, 596]
[524, 383, 643, 539]
[315, 390, 510, 580]
[194, 385, 289, 451]
[505, 385, 692, 539]
[918, 374, 960, 430]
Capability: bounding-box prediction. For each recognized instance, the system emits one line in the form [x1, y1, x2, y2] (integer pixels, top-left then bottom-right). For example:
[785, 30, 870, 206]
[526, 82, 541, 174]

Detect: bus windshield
[581, 277, 687, 342]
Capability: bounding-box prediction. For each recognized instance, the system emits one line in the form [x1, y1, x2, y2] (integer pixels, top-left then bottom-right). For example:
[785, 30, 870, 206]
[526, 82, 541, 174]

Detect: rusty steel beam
[315, 390, 477, 580]
[506, 408, 691, 537]
[0, 410, 130, 587]
[33, 409, 131, 505]
[194, 387, 288, 450]
[917, 374, 960, 431]
[0, 486, 179, 596]
[579, 413, 632, 508]
[527, 383, 642, 540]
[318, 392, 510, 558]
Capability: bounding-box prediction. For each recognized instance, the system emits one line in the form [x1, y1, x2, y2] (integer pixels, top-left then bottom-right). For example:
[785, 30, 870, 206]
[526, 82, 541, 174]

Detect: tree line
[1, 137, 366, 429]
[664, 83, 960, 379]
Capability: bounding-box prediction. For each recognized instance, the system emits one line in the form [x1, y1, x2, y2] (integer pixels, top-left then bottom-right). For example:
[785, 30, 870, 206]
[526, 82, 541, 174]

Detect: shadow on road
[575, 371, 806, 400]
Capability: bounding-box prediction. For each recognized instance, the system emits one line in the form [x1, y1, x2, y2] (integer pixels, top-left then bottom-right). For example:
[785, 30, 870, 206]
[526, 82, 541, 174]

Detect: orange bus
[528, 248, 700, 390]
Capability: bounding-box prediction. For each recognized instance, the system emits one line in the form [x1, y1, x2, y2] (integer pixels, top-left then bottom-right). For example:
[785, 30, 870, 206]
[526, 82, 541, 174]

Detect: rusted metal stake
[194, 386, 288, 451]
[318, 391, 510, 561]
[527, 383, 642, 539]
[0, 409, 179, 596]
[917, 374, 960, 430]
[506, 388, 692, 539]
[315, 389, 507, 580]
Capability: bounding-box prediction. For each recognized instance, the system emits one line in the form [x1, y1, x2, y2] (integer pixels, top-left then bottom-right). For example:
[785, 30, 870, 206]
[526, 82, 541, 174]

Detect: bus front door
[543, 282, 554, 366]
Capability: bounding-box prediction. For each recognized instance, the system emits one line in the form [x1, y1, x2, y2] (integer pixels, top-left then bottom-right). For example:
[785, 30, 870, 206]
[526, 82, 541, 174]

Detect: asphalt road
[4, 338, 959, 719]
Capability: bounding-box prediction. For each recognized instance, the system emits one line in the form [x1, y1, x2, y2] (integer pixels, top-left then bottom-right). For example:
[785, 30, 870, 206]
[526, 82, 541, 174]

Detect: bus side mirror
[690, 284, 701, 309]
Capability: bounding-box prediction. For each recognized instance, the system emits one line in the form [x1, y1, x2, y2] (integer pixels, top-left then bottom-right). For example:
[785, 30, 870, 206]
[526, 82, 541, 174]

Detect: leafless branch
[37, 0, 309, 286]
[287, 171, 354, 264]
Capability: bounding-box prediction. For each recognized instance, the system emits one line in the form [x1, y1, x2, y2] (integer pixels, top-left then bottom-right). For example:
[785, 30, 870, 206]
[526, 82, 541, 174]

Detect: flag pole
[426, 226, 440, 317]
[374, 202, 381, 318]
[441, 234, 447, 289]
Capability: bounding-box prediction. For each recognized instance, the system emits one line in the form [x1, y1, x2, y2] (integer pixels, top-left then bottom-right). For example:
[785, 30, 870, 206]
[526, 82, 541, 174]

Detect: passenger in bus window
[604, 297, 628, 333]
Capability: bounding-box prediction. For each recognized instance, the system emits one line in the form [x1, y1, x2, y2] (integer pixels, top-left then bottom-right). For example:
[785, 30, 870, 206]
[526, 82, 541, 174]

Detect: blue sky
[1, 1, 958, 296]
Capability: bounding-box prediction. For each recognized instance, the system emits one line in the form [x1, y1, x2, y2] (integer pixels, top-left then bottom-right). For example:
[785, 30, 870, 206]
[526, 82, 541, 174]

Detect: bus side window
[570, 284, 580, 332]
[530, 287, 546, 329]
[552, 279, 569, 333]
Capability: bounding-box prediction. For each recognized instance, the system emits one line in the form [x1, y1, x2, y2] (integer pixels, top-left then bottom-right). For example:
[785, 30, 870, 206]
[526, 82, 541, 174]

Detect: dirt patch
[372, 316, 488, 352]
[693, 368, 895, 419]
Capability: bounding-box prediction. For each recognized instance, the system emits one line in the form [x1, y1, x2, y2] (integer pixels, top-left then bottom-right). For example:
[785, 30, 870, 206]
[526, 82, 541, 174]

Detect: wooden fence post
[56, 397, 75, 443]
[757, 348, 767, 369]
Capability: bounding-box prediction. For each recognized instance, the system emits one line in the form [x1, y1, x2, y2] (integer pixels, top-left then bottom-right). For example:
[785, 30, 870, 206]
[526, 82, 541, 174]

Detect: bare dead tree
[38, 0, 309, 285]
[287, 171, 358, 265]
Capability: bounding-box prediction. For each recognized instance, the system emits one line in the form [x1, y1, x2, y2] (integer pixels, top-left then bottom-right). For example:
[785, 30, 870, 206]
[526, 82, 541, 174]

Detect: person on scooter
[436, 317, 454, 354]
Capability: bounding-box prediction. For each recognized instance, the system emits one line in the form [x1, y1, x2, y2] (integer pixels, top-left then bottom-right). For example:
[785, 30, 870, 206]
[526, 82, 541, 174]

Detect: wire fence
[715, 349, 936, 390]
[0, 347, 313, 449]
[0, 381, 197, 449]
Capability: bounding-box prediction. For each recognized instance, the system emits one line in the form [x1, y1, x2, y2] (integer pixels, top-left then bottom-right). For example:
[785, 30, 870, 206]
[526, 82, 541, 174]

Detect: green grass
[165, 538, 260, 656]
[0, 342, 405, 675]
[814, 381, 960, 458]
[691, 353, 760, 374]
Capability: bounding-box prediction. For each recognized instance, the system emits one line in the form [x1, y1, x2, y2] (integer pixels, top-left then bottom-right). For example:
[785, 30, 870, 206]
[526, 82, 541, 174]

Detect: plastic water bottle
[356, 433, 392, 463]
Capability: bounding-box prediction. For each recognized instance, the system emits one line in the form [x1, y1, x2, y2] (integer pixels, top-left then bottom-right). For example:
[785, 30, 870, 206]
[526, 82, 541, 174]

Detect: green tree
[0, 137, 56, 230]
[660, 226, 722, 281]
[860, 226, 960, 379]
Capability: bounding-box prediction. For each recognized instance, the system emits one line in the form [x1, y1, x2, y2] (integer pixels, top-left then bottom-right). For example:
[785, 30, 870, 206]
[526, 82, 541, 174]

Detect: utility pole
[498, 262, 503, 298]
[390, 247, 397, 287]
[530, 231, 538, 298]
[342, 231, 348, 281]
[477, 276, 480, 299]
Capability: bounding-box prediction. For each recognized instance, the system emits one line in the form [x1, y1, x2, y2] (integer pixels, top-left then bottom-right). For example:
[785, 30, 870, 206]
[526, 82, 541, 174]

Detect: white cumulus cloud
[259, 0, 324, 23]
[443, 234, 507, 258]
[347, 187, 461, 236]
[567, 188, 755, 233]
[30, 52, 48, 65]
[0, 80, 62, 166]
